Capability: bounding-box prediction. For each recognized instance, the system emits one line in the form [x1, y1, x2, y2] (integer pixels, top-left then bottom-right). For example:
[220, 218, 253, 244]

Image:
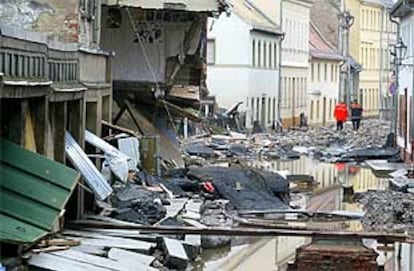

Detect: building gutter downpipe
[277, 0, 284, 132]
[389, 14, 400, 148]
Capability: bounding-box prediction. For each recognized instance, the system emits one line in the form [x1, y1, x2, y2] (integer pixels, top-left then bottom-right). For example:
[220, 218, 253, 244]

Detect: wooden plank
[80, 229, 158, 242]
[108, 248, 155, 266]
[83, 215, 141, 226]
[51, 250, 143, 271]
[70, 237, 154, 252]
[182, 219, 207, 229]
[72, 244, 106, 256]
[101, 120, 137, 137]
[63, 229, 118, 239]
[29, 253, 111, 271]
[68, 220, 414, 244]
[155, 198, 188, 225]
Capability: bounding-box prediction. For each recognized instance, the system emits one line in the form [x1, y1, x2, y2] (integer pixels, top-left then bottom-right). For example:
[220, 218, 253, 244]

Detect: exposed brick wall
[0, 0, 79, 43]
[288, 244, 379, 271]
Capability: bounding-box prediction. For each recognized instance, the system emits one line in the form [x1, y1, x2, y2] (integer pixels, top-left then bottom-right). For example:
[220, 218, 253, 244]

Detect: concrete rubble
[356, 191, 414, 233]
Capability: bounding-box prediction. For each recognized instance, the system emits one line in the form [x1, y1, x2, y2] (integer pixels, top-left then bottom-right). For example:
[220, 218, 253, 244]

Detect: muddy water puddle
[196, 157, 412, 271]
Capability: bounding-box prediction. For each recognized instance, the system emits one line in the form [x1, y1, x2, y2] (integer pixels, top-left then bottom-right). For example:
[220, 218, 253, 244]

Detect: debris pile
[357, 190, 414, 232]
[276, 119, 390, 149]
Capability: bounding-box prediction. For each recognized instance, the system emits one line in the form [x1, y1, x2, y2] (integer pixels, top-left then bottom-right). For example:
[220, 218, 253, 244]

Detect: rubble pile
[357, 190, 414, 232]
[276, 119, 390, 150]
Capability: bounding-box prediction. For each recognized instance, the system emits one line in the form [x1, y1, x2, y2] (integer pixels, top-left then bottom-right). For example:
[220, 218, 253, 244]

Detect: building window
[263, 41, 267, 68]
[251, 98, 255, 123]
[258, 41, 261, 67]
[256, 97, 260, 120]
[311, 63, 314, 82]
[316, 100, 320, 119]
[317, 64, 320, 82]
[207, 39, 215, 65]
[269, 42, 272, 69]
[272, 97, 276, 122]
[274, 43, 278, 69]
[310, 100, 314, 120]
[331, 64, 334, 82]
[268, 97, 271, 123]
[252, 40, 256, 66]
[324, 63, 328, 81]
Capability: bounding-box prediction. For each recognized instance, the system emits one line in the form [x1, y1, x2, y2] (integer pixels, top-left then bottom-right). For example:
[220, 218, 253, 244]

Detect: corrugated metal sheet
[0, 138, 80, 244]
[85, 130, 130, 182]
[105, 0, 222, 12]
[65, 131, 113, 201]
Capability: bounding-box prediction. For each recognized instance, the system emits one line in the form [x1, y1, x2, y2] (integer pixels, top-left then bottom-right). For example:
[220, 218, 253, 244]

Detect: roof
[309, 22, 343, 61]
[0, 138, 79, 244]
[391, 0, 414, 17]
[230, 0, 283, 34]
[104, 0, 227, 12]
[310, 0, 340, 48]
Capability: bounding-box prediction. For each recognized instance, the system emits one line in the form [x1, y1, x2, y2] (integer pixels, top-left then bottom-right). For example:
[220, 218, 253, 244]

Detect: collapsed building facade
[100, 0, 228, 139]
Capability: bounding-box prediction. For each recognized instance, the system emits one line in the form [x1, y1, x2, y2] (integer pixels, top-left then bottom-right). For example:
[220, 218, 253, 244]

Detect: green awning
[0, 139, 80, 244]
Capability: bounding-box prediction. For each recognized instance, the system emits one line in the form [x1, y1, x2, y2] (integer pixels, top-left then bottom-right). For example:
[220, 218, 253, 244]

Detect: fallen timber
[68, 220, 414, 244]
[237, 209, 364, 220]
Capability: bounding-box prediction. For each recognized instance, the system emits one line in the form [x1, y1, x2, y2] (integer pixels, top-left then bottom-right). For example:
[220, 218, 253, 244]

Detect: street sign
[389, 82, 397, 96]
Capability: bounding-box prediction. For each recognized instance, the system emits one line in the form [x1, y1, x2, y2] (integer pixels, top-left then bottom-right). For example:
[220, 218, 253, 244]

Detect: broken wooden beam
[67, 220, 414, 244]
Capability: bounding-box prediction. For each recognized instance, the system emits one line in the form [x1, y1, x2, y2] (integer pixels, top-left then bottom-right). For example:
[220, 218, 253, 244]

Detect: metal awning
[0, 138, 80, 244]
[105, 0, 223, 12]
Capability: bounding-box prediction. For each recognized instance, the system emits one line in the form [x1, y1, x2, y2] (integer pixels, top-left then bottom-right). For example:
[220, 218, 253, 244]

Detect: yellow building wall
[347, 0, 396, 117]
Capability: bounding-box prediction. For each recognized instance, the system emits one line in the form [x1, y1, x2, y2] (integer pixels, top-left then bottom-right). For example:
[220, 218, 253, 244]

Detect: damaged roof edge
[104, 0, 228, 12]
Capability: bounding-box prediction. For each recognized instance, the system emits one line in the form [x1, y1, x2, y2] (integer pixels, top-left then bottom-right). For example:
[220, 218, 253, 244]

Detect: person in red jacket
[334, 101, 348, 131]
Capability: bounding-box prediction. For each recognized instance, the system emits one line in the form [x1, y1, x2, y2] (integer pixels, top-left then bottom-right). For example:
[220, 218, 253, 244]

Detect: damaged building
[0, 0, 112, 260]
[100, 0, 228, 142]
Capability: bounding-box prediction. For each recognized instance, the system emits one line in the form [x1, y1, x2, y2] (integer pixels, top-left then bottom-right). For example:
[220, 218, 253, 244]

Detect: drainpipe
[379, 7, 384, 118]
[277, 0, 285, 131]
[411, 44, 414, 161]
[389, 15, 400, 147]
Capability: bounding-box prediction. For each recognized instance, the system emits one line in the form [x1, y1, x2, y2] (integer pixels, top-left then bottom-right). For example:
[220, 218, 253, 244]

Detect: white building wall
[397, 14, 414, 156]
[280, 0, 311, 126]
[308, 59, 341, 125]
[207, 11, 281, 129]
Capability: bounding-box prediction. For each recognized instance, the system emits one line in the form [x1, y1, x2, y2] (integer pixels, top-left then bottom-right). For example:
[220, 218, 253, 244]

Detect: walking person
[351, 99, 363, 131]
[334, 101, 348, 131]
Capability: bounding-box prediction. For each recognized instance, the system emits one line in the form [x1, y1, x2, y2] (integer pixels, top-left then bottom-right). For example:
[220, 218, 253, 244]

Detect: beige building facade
[347, 0, 397, 117]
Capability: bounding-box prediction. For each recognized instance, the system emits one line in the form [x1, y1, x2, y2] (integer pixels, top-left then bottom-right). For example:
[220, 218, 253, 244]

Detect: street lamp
[392, 38, 408, 65]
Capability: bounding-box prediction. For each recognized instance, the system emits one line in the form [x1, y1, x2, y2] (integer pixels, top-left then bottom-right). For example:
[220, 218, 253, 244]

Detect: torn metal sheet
[118, 137, 140, 170]
[85, 130, 130, 182]
[65, 131, 113, 201]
